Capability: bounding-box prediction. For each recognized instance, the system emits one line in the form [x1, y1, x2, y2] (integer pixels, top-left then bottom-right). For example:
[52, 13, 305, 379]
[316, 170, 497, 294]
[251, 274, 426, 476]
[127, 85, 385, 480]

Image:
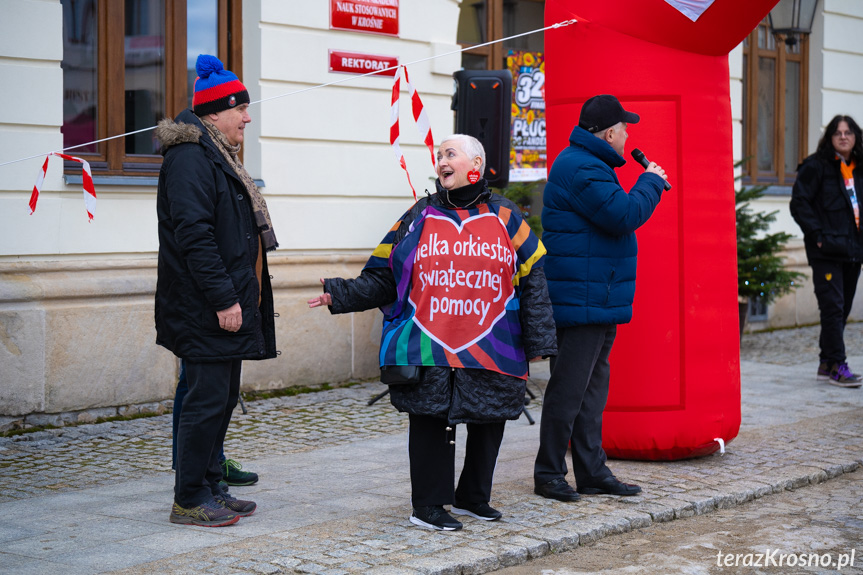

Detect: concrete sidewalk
[1, 326, 862, 575]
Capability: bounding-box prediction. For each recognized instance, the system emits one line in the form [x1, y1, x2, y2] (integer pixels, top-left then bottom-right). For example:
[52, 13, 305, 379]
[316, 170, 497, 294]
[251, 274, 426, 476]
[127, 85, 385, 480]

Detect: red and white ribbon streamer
[29, 153, 96, 221]
[390, 65, 435, 201]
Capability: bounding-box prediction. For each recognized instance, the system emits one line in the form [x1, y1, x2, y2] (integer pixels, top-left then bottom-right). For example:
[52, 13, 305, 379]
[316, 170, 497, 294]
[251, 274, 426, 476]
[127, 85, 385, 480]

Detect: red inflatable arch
[544, 0, 778, 460]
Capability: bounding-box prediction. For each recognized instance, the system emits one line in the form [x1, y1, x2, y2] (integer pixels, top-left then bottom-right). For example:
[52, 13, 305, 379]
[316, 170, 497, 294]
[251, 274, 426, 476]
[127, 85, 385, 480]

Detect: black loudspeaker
[452, 69, 512, 189]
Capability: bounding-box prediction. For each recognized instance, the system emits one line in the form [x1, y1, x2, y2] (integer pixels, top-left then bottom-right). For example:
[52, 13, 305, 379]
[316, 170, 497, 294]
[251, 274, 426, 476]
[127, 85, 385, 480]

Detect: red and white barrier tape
[29, 153, 97, 221]
[390, 65, 435, 201]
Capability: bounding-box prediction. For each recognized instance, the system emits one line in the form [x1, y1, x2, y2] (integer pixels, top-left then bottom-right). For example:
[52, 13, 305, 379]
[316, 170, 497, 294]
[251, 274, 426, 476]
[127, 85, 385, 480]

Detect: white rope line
[0, 18, 577, 170]
[0, 127, 157, 168]
[253, 19, 577, 106]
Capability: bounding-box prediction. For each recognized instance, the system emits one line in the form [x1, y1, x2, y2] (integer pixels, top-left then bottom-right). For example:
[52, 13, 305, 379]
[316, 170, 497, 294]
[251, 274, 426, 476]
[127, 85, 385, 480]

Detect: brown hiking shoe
[214, 491, 256, 517]
[169, 500, 240, 527]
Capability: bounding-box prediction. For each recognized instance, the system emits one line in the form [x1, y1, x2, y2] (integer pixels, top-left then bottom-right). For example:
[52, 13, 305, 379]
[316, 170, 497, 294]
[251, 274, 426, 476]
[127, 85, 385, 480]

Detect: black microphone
[631, 148, 672, 191]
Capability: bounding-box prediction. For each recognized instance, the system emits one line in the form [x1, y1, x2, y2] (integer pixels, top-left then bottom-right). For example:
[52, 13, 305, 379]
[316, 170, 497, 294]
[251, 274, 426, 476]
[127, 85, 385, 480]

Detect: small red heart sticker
[467, 170, 481, 184]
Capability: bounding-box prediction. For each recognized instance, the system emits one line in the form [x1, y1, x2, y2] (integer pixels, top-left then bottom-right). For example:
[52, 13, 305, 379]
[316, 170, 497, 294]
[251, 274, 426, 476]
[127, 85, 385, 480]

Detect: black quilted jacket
[324, 182, 557, 424]
[154, 110, 277, 362]
[790, 154, 863, 263]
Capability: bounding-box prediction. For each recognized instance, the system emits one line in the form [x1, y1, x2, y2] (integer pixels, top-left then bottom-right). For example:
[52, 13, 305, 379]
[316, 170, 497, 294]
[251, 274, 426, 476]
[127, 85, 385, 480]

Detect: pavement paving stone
[1, 324, 862, 573]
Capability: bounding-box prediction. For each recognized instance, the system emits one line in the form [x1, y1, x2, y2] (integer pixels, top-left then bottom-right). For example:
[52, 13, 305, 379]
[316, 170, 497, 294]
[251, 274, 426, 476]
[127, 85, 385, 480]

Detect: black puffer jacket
[154, 109, 277, 361]
[325, 182, 557, 424]
[790, 154, 863, 263]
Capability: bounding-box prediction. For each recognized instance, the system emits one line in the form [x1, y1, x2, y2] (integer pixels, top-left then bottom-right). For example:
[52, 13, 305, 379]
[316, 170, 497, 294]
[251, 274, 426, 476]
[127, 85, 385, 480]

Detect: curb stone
[391, 464, 863, 575]
[3, 326, 862, 575]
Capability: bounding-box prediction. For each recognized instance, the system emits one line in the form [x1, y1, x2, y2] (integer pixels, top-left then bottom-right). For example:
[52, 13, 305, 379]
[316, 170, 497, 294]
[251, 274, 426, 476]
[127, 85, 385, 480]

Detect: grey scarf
[200, 117, 279, 252]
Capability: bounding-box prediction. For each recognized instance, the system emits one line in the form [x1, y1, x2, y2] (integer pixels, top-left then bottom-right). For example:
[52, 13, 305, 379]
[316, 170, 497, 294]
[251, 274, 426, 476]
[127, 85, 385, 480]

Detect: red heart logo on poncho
[408, 212, 516, 353]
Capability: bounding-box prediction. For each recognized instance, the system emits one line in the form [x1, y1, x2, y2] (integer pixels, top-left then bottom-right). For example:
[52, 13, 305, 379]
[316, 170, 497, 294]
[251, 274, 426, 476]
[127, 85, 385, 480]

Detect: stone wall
[6, 243, 861, 428]
[0, 254, 382, 427]
[745, 240, 863, 332]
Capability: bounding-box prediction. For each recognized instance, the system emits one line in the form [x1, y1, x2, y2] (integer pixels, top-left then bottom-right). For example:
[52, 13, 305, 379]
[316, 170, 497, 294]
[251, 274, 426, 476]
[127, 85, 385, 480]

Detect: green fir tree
[736, 184, 802, 304]
[498, 180, 544, 237]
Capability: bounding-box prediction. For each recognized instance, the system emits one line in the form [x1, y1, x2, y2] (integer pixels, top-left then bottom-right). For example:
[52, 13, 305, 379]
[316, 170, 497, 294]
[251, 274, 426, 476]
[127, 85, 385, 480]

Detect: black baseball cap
[578, 95, 640, 133]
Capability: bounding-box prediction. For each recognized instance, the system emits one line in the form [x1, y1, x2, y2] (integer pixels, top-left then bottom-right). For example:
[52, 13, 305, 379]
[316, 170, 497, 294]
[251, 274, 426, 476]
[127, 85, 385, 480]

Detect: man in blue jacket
[534, 95, 667, 501]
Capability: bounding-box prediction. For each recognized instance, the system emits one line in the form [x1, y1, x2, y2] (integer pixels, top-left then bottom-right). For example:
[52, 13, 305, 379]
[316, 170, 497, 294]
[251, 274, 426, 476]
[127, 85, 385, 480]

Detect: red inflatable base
[608, 440, 727, 462]
[544, 0, 777, 460]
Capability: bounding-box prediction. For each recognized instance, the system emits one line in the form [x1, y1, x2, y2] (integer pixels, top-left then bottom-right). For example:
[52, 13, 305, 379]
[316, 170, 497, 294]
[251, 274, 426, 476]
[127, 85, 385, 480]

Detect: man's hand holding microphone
[632, 148, 671, 190]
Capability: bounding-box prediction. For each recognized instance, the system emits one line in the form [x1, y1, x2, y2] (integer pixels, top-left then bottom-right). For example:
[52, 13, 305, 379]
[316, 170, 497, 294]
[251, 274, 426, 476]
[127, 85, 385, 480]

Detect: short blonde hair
[440, 134, 486, 176]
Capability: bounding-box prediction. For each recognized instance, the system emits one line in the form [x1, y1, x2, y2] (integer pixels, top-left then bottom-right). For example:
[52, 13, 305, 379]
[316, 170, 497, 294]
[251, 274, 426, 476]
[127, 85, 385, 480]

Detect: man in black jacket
[155, 55, 278, 526]
[790, 114, 863, 388]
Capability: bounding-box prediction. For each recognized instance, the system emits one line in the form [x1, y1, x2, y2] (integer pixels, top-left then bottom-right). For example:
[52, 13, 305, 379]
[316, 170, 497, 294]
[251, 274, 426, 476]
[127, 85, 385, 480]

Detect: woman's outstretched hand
[308, 278, 333, 308]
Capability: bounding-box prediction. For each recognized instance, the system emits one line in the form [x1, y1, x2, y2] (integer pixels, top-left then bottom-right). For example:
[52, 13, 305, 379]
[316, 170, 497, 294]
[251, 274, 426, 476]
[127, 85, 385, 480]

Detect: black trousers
[811, 259, 861, 365]
[534, 324, 616, 487]
[174, 359, 241, 507]
[408, 413, 506, 507]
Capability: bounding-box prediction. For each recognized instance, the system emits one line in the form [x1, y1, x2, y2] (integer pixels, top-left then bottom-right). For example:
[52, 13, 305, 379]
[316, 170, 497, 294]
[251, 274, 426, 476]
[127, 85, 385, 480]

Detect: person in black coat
[790, 114, 863, 388]
[155, 55, 278, 526]
[309, 135, 557, 531]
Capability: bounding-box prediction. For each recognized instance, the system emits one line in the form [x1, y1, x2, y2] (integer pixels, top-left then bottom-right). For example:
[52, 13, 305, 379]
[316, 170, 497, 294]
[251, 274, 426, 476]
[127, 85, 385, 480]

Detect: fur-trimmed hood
[154, 109, 277, 363]
[155, 115, 202, 152]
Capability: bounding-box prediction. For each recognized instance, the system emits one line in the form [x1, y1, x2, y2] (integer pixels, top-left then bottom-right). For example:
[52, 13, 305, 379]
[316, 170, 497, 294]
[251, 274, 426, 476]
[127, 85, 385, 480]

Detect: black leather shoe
[534, 478, 580, 502]
[577, 475, 642, 496]
[451, 501, 502, 521]
[410, 506, 463, 531]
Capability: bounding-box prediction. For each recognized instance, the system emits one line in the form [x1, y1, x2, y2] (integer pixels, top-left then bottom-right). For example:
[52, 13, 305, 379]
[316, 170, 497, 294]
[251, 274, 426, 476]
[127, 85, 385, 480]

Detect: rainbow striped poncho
[364, 199, 545, 379]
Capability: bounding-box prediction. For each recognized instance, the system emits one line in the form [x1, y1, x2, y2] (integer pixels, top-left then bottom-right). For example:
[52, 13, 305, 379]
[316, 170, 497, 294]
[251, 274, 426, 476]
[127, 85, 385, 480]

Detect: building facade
[730, 0, 863, 329]
[0, 0, 466, 428]
[1, 0, 861, 425]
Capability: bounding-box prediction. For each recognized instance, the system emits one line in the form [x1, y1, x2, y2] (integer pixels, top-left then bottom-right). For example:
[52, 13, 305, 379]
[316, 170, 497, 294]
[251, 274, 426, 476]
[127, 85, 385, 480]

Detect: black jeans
[174, 359, 241, 507]
[408, 413, 505, 507]
[811, 259, 861, 365]
[534, 324, 616, 487]
[171, 360, 226, 470]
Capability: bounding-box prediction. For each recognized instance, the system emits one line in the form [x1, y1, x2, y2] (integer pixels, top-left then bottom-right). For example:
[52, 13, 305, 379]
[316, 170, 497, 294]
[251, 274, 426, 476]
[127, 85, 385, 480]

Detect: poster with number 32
[508, 50, 547, 182]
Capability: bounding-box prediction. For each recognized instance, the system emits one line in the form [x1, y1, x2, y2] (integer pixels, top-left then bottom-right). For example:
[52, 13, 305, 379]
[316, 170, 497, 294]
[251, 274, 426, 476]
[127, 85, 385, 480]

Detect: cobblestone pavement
[0, 384, 411, 503]
[1, 325, 862, 574]
[739, 321, 863, 366]
[493, 471, 863, 574]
